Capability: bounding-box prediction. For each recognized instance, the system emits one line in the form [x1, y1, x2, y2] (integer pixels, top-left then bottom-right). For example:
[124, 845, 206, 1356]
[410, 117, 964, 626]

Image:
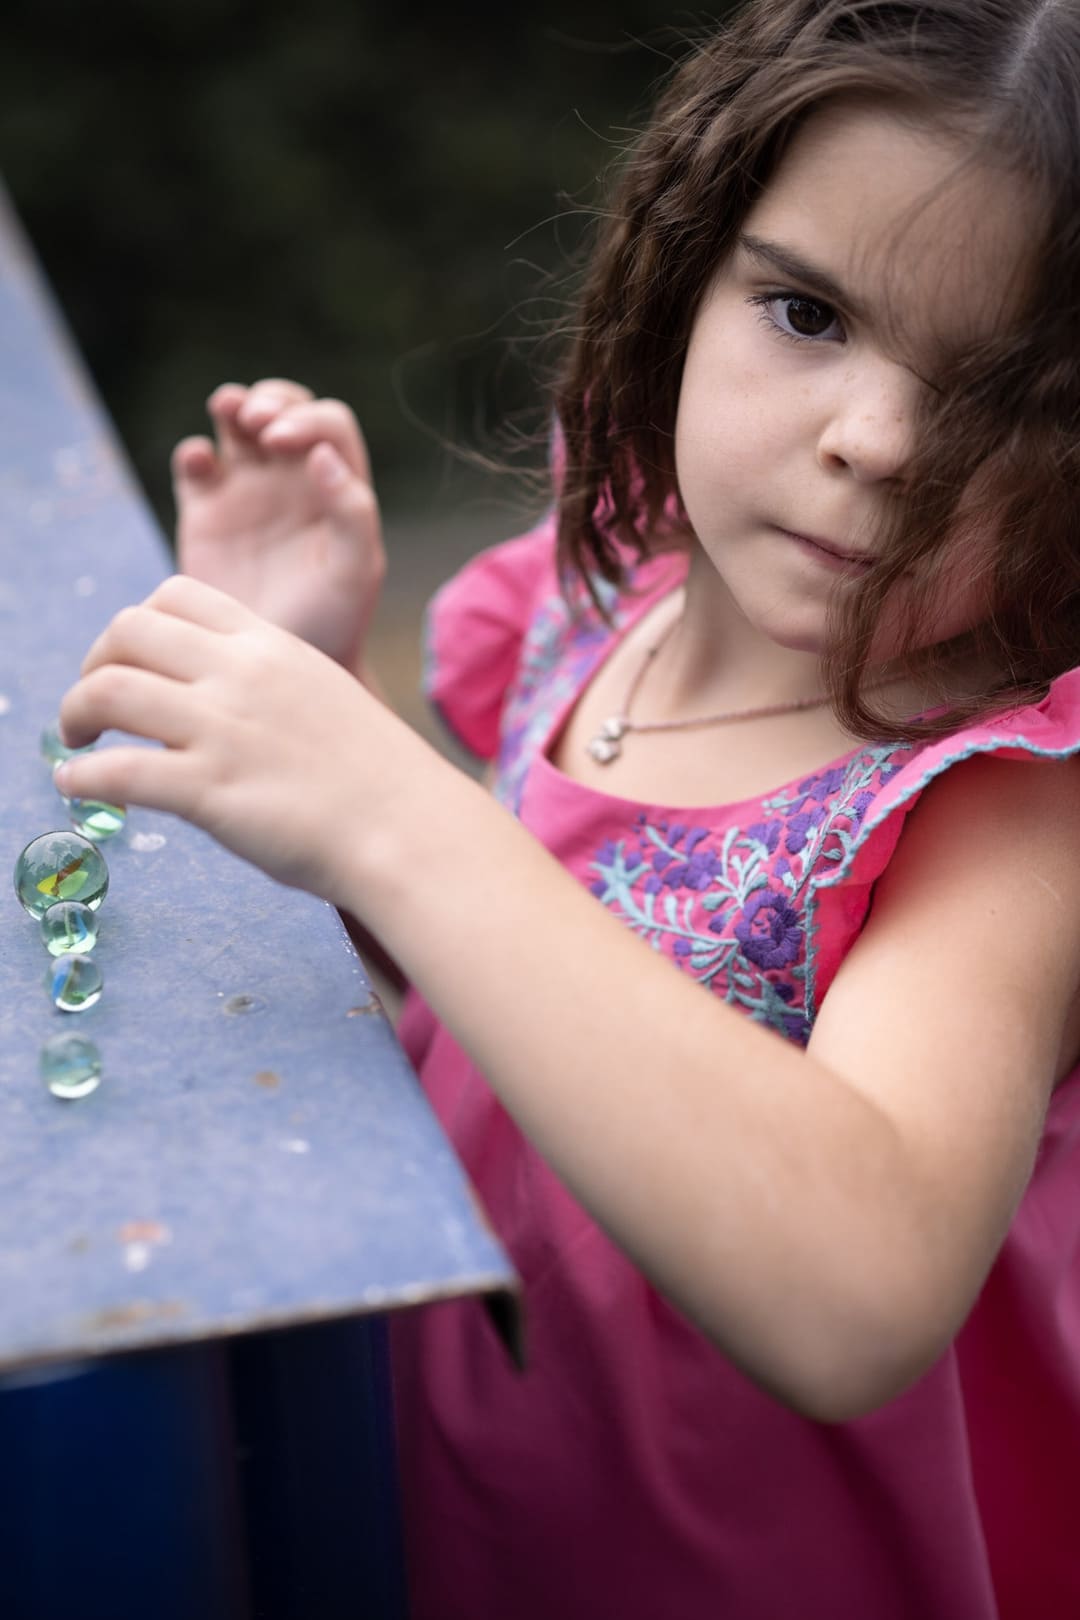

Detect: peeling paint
[84, 1300, 186, 1332]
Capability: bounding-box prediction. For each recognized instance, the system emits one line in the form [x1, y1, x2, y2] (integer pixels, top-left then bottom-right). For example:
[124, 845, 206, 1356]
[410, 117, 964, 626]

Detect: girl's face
[674, 101, 1034, 657]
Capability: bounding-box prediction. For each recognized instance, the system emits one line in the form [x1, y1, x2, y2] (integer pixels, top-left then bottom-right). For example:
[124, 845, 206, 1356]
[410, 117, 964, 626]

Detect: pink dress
[392, 518, 1080, 1619]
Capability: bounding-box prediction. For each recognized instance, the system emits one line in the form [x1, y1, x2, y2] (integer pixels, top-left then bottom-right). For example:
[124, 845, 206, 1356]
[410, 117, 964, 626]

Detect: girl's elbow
[744, 1292, 956, 1425]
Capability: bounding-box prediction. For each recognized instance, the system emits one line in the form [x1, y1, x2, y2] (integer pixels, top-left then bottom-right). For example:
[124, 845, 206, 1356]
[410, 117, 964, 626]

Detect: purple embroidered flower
[791, 765, 849, 811]
[849, 789, 875, 823]
[685, 828, 711, 856]
[595, 839, 619, 869]
[734, 888, 803, 970]
[662, 847, 723, 892]
[747, 820, 782, 854]
[673, 938, 694, 959]
[785, 806, 826, 855]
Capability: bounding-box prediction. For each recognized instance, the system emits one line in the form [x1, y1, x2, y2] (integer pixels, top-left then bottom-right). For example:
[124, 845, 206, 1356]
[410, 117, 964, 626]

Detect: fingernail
[54, 763, 72, 791]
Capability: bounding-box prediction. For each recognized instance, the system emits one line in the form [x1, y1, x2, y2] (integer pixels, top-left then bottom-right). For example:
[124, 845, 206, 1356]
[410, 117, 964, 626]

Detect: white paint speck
[123, 1243, 152, 1272]
[129, 831, 166, 853]
[0, 695, 10, 716]
[74, 575, 97, 598]
[280, 1138, 311, 1154]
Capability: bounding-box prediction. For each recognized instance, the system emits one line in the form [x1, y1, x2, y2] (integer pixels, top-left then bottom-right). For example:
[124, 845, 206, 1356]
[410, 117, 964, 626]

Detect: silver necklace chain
[586, 615, 830, 765]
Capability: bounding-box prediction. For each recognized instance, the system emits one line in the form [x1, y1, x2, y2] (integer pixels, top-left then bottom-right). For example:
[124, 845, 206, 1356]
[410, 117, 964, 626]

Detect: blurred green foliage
[0, 1, 725, 524]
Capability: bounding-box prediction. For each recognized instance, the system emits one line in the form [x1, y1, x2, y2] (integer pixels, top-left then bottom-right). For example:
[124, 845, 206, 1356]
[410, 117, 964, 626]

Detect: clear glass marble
[45, 953, 103, 1012]
[40, 900, 98, 957]
[60, 794, 127, 842]
[14, 831, 109, 919]
[40, 1033, 102, 1099]
[40, 722, 92, 768]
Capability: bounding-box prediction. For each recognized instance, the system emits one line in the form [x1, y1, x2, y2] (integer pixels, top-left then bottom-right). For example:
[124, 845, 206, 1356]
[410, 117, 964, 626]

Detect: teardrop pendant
[587, 716, 627, 764]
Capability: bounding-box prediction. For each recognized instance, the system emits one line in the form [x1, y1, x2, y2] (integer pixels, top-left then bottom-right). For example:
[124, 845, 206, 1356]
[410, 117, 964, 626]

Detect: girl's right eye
[750, 292, 846, 345]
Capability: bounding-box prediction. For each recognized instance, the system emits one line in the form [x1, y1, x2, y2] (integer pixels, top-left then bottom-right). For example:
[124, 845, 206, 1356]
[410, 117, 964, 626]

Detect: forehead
[742, 101, 1036, 358]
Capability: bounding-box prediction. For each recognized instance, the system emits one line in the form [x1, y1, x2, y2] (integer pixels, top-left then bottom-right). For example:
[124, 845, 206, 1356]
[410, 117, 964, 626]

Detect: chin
[752, 612, 830, 656]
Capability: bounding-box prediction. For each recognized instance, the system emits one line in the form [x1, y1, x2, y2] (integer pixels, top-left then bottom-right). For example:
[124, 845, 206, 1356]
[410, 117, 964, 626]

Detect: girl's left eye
[751, 293, 845, 345]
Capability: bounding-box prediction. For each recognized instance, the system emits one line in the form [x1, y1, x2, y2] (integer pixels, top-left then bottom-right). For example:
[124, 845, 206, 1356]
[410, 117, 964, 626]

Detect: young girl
[56, 2, 1080, 1614]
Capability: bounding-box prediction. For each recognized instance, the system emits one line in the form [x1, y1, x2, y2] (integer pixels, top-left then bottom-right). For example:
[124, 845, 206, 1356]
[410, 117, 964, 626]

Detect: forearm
[342, 766, 939, 1418]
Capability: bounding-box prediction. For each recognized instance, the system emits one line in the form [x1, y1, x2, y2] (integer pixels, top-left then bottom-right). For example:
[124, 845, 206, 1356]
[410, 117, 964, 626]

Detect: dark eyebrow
[737, 233, 864, 321]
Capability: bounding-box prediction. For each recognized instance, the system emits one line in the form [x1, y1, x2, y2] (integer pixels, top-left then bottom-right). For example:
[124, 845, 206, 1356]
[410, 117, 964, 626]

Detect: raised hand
[174, 379, 385, 678]
[56, 575, 444, 904]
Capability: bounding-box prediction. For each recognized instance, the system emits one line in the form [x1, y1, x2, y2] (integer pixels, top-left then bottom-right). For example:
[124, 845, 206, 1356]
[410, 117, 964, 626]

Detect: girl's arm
[56, 579, 1080, 1421]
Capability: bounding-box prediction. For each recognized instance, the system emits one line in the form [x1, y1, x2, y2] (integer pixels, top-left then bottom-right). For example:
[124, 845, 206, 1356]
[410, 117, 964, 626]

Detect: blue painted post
[0, 185, 519, 1619]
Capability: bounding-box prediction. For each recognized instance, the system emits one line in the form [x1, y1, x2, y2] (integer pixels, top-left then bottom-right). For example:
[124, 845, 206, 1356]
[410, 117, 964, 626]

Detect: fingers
[235, 378, 315, 435]
[141, 573, 257, 633]
[205, 379, 314, 464]
[172, 435, 221, 490]
[258, 399, 372, 484]
[59, 665, 197, 754]
[77, 579, 256, 692]
[56, 742, 198, 821]
[77, 590, 229, 683]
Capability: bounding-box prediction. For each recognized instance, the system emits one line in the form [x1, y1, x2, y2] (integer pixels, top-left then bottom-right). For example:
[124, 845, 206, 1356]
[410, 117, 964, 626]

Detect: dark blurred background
[0, 1, 720, 727]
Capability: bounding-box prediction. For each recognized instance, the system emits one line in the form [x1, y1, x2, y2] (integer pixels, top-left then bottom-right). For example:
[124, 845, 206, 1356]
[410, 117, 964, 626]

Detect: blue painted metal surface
[0, 183, 518, 1372]
[0, 185, 520, 1618]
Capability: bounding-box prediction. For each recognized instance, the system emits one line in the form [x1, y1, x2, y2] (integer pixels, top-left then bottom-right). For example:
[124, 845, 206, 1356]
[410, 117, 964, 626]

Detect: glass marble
[40, 722, 92, 767]
[14, 831, 109, 919]
[45, 953, 103, 1012]
[40, 1033, 102, 1099]
[60, 794, 127, 842]
[40, 900, 98, 956]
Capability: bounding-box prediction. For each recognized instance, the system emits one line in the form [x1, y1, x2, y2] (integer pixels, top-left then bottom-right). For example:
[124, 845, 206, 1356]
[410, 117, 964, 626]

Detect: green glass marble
[45, 952, 103, 1012]
[40, 1033, 102, 1099]
[40, 722, 93, 767]
[40, 900, 98, 957]
[60, 794, 127, 842]
[14, 831, 109, 919]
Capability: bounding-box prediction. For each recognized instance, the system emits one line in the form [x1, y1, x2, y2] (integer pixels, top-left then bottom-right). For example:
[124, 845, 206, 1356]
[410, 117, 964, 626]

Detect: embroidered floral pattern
[476, 564, 915, 1042]
[493, 578, 620, 812]
[587, 747, 912, 1043]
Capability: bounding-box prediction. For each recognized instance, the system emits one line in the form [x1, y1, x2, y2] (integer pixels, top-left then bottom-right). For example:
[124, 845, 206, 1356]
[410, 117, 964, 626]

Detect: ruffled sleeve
[806, 669, 1080, 1014]
[421, 516, 559, 762]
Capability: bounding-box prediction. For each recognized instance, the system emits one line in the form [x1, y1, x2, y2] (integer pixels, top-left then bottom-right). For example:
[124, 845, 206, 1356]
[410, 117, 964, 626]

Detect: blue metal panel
[0, 183, 519, 1373]
[0, 183, 520, 1618]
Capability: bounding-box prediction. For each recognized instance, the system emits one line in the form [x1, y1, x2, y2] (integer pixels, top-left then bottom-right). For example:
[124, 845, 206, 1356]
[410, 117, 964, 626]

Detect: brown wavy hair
[554, 0, 1080, 741]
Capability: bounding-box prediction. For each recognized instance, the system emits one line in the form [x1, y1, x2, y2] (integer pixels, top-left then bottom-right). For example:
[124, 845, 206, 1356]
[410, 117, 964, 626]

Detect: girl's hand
[174, 380, 385, 678]
[56, 575, 435, 903]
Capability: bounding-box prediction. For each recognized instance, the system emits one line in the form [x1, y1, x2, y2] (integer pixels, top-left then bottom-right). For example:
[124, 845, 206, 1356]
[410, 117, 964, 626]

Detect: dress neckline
[526, 557, 884, 821]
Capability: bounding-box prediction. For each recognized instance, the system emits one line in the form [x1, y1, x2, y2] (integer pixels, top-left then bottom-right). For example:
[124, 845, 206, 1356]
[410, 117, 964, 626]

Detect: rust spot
[254, 1070, 281, 1090]
[347, 994, 384, 1018]
[85, 1300, 186, 1331]
[118, 1220, 170, 1245]
[68, 1235, 90, 1254]
[223, 993, 267, 1016]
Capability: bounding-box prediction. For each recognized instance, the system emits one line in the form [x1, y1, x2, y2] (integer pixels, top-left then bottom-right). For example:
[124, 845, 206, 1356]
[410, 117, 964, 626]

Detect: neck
[648, 546, 828, 717]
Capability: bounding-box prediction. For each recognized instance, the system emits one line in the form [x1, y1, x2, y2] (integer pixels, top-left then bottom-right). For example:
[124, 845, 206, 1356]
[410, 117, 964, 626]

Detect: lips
[776, 527, 874, 568]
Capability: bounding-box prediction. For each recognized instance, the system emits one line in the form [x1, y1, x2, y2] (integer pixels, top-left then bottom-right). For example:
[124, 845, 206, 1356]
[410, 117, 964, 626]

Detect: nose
[816, 360, 919, 485]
